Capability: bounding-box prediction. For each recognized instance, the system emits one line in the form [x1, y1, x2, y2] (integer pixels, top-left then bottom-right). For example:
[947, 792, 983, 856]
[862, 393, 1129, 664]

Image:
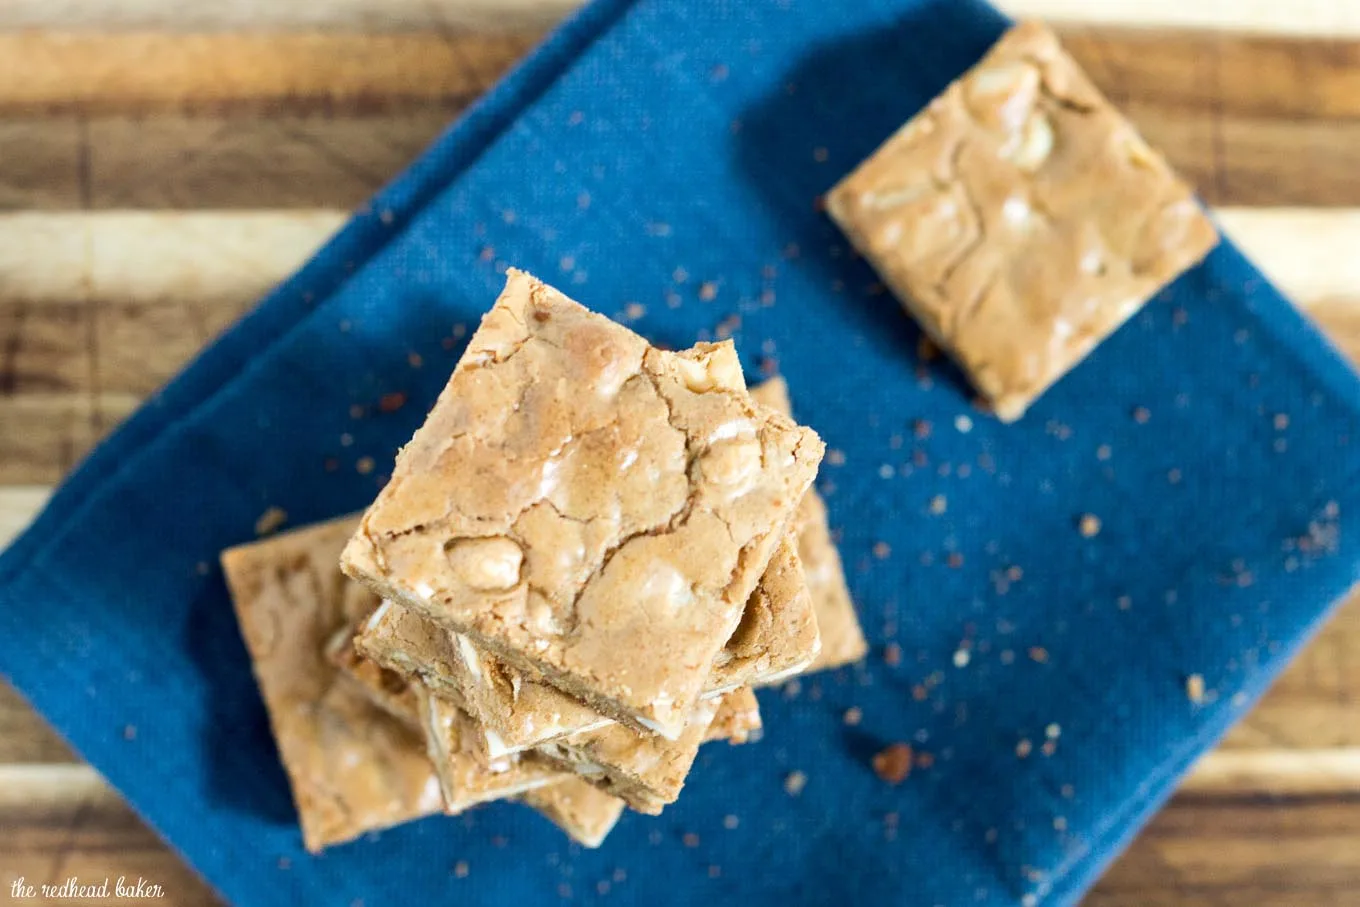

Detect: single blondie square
[750, 378, 867, 670]
[826, 20, 1219, 421]
[220, 519, 443, 852]
[342, 270, 823, 737]
[356, 537, 817, 757]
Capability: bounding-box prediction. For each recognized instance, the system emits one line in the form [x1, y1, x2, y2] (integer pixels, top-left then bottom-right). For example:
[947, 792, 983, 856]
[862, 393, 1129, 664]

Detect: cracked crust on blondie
[342, 269, 823, 737]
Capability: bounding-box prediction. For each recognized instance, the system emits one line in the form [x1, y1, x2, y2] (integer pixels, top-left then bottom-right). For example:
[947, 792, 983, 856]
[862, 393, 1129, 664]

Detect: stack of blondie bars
[221, 271, 867, 852]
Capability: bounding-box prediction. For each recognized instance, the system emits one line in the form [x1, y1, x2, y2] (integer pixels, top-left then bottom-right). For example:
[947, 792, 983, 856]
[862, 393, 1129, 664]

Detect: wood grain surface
[0, 3, 1358, 905]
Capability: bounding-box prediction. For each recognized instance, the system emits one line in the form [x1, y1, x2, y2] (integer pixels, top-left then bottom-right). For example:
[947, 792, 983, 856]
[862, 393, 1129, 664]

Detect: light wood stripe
[0, 0, 1355, 37]
[0, 208, 1349, 306]
[0, 211, 345, 305]
[1002, 0, 1360, 37]
[1181, 749, 1360, 796]
[0, 487, 49, 550]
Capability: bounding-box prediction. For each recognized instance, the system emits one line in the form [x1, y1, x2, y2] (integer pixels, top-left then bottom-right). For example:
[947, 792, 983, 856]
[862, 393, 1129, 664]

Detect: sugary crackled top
[219, 518, 442, 853]
[343, 269, 824, 736]
[750, 378, 867, 671]
[358, 536, 814, 755]
[826, 20, 1219, 421]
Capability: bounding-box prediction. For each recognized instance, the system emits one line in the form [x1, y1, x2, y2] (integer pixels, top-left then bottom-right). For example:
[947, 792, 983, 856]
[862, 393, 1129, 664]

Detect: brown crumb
[913, 419, 932, 439]
[348, 403, 366, 420]
[707, 865, 722, 879]
[407, 352, 423, 368]
[1041, 740, 1057, 757]
[826, 449, 846, 466]
[946, 552, 964, 569]
[1186, 673, 1206, 704]
[356, 456, 376, 475]
[915, 751, 935, 769]
[1078, 514, 1102, 538]
[254, 507, 287, 536]
[699, 281, 719, 301]
[1274, 413, 1290, 430]
[323, 457, 339, 472]
[872, 541, 892, 559]
[911, 684, 928, 701]
[454, 861, 469, 879]
[1096, 444, 1112, 461]
[843, 707, 862, 726]
[883, 642, 902, 666]
[723, 814, 739, 830]
[682, 832, 700, 848]
[1028, 647, 1049, 664]
[1015, 739, 1033, 759]
[123, 724, 137, 740]
[784, 770, 807, 796]
[624, 302, 646, 321]
[873, 743, 913, 784]
[1133, 406, 1151, 424]
[378, 392, 407, 413]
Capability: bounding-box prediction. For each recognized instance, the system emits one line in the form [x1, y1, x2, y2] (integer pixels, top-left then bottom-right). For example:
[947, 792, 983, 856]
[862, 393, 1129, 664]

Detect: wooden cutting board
[1, 2, 1359, 904]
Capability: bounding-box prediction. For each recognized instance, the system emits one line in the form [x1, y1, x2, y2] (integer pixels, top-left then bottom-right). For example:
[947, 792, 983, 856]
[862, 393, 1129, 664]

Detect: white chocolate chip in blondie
[966, 62, 1041, 132]
[1001, 112, 1054, 172]
[676, 350, 742, 394]
[446, 537, 523, 591]
[701, 438, 764, 489]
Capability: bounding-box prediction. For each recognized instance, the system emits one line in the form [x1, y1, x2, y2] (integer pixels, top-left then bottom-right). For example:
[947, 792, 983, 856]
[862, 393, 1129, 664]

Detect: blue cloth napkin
[4, 1, 1360, 905]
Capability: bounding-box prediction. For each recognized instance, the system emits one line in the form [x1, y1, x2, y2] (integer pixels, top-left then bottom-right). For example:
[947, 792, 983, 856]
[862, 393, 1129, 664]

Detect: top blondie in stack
[340, 267, 834, 806]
